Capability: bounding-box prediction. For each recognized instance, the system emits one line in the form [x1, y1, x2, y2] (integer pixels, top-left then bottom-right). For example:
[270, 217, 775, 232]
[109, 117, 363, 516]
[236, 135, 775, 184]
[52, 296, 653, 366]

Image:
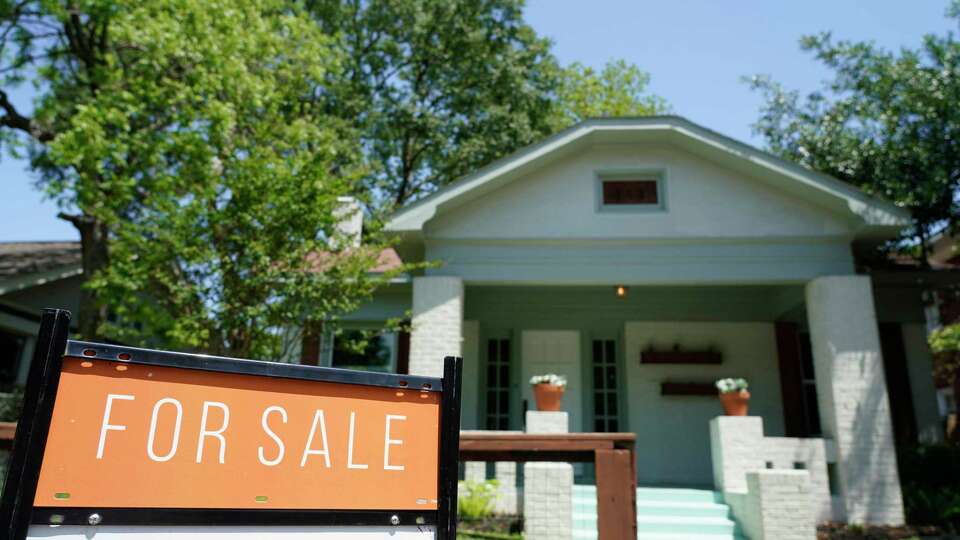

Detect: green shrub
[458, 480, 499, 521]
[0, 387, 24, 422]
[899, 444, 960, 531]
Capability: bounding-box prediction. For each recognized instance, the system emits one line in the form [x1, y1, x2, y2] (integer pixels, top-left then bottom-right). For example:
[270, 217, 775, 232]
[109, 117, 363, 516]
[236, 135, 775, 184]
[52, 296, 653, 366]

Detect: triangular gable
[386, 116, 910, 238]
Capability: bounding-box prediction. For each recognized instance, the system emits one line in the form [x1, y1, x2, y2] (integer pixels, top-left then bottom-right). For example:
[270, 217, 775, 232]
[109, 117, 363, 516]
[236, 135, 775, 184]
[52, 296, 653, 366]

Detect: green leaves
[749, 11, 960, 260]
[1, 0, 403, 358]
[550, 59, 668, 129]
[311, 1, 666, 212]
[2, 0, 665, 356]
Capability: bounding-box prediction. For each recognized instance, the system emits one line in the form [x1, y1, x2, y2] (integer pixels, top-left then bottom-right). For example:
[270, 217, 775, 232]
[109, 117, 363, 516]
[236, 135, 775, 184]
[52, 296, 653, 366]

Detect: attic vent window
[602, 180, 659, 205]
[596, 170, 666, 212]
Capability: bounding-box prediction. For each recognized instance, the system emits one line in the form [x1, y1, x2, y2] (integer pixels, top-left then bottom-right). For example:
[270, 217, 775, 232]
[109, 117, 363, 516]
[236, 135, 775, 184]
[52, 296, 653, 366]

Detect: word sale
[95, 394, 408, 471]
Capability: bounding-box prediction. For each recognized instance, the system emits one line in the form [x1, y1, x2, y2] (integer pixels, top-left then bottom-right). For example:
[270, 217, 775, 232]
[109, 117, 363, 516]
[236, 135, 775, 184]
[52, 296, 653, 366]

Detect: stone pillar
[710, 416, 764, 492]
[493, 462, 519, 514]
[409, 276, 463, 377]
[523, 411, 572, 540]
[463, 461, 486, 483]
[806, 275, 905, 524]
[741, 470, 815, 540]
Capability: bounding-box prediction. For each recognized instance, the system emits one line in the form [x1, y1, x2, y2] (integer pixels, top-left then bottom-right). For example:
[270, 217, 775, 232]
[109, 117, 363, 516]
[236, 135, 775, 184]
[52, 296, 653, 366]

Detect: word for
[96, 394, 407, 470]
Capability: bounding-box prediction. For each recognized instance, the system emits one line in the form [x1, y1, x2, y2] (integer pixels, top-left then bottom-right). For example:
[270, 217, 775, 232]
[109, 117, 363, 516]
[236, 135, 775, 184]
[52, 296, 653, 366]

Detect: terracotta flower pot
[533, 384, 564, 411]
[719, 390, 750, 416]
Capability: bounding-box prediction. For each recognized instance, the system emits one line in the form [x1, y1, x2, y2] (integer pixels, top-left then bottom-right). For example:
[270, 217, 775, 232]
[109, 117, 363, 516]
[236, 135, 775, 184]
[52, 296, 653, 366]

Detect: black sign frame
[0, 309, 463, 540]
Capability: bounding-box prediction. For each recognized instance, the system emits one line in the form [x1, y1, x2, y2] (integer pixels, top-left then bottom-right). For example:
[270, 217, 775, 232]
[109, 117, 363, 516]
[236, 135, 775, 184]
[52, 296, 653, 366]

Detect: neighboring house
[0, 242, 81, 390]
[303, 116, 948, 528]
[921, 229, 960, 427]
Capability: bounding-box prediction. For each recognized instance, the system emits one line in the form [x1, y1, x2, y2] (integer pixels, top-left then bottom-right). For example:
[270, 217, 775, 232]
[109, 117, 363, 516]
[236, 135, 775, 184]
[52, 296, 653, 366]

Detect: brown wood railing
[0, 422, 15, 451]
[460, 431, 637, 540]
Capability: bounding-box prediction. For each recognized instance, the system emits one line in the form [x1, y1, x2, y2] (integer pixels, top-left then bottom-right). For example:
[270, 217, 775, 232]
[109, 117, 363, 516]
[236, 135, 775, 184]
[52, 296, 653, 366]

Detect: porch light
[615, 285, 628, 298]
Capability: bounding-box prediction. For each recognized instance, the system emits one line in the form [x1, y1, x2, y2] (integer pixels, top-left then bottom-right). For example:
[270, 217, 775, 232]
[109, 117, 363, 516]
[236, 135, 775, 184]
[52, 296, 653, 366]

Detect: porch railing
[459, 431, 638, 540]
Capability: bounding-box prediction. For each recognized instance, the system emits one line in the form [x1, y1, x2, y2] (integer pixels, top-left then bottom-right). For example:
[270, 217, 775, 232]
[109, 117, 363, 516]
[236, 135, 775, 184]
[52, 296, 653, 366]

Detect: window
[485, 338, 511, 430]
[596, 170, 666, 211]
[592, 338, 619, 432]
[602, 180, 659, 205]
[0, 330, 26, 389]
[330, 329, 397, 373]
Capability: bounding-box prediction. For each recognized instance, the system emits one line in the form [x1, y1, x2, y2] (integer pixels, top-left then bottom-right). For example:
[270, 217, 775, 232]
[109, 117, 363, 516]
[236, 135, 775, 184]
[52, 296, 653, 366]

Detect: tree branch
[0, 89, 55, 142]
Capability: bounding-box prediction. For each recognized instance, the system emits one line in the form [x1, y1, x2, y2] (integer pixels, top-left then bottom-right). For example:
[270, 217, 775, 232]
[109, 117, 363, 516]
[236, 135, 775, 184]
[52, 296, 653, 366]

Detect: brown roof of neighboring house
[0, 241, 82, 278]
[306, 246, 404, 274]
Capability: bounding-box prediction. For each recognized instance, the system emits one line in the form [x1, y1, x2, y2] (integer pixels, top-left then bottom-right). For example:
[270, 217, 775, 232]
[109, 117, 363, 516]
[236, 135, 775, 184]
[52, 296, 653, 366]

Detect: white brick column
[741, 470, 816, 540]
[711, 416, 834, 522]
[710, 415, 764, 493]
[409, 276, 463, 377]
[523, 411, 572, 540]
[806, 275, 905, 524]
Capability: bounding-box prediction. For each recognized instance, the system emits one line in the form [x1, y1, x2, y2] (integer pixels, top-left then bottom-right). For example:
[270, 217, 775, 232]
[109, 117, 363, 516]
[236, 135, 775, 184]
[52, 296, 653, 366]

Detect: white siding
[427, 144, 854, 241]
[624, 321, 784, 486]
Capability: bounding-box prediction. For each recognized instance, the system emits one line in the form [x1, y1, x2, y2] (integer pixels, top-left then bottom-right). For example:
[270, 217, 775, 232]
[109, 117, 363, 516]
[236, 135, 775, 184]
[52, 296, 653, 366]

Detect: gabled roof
[0, 241, 82, 296]
[385, 116, 911, 237]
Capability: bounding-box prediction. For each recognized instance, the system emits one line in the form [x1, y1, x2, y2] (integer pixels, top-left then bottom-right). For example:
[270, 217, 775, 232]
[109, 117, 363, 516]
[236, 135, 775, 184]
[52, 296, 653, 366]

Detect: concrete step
[635, 487, 724, 504]
[636, 500, 730, 518]
[636, 534, 747, 540]
[636, 515, 737, 535]
[575, 531, 745, 540]
[571, 485, 742, 540]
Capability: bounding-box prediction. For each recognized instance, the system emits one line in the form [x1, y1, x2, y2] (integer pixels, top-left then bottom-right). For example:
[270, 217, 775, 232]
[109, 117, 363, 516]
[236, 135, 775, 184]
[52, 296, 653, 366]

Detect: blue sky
[1, 0, 955, 242]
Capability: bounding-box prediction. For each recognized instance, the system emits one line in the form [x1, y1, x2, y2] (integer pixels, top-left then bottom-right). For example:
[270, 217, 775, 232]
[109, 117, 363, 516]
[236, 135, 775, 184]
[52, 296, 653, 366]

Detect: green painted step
[571, 486, 745, 540]
[635, 487, 725, 504]
[637, 501, 732, 519]
[636, 535, 747, 540]
[636, 516, 736, 535]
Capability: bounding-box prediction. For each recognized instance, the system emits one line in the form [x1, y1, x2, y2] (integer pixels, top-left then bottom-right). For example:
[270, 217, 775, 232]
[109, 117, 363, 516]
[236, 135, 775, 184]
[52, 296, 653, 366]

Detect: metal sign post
[1, 309, 462, 540]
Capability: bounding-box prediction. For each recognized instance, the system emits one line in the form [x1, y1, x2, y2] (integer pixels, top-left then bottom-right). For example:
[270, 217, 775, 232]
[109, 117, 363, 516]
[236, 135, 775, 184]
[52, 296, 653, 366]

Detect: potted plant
[715, 378, 750, 416]
[529, 374, 567, 412]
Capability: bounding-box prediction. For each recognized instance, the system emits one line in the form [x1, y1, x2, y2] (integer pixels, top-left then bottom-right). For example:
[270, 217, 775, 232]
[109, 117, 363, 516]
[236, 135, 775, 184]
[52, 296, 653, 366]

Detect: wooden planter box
[641, 350, 722, 365]
[660, 382, 717, 397]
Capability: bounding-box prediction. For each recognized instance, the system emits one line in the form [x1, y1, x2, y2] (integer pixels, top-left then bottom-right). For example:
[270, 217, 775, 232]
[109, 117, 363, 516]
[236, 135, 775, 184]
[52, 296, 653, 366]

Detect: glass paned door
[592, 338, 619, 432]
[485, 338, 511, 430]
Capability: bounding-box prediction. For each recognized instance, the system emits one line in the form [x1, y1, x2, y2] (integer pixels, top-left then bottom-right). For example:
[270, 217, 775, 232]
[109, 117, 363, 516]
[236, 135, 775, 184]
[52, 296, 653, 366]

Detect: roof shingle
[0, 242, 82, 278]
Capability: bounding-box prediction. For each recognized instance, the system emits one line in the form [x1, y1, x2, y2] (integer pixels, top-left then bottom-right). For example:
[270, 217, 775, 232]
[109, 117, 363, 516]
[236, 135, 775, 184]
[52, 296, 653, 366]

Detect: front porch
[458, 283, 804, 488]
[405, 275, 936, 532]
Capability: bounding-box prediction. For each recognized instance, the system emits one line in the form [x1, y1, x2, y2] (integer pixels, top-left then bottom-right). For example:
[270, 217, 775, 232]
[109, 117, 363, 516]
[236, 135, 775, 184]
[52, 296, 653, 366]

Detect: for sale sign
[0, 309, 462, 540]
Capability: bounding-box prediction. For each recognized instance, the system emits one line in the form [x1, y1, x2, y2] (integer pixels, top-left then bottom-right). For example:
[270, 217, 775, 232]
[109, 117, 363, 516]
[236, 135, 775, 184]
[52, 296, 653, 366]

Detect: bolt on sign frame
[0, 309, 463, 540]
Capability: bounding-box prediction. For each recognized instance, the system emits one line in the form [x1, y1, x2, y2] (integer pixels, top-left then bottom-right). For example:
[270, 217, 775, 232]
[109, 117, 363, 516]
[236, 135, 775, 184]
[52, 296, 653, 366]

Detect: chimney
[334, 196, 363, 248]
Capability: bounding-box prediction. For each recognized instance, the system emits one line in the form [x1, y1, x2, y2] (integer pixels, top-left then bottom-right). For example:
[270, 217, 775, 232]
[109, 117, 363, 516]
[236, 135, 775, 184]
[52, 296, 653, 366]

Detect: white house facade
[299, 117, 942, 537]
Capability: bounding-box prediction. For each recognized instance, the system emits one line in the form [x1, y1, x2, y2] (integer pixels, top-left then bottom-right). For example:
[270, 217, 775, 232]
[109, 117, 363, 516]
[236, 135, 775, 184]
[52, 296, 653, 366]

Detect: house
[0, 117, 950, 536]
[303, 116, 947, 532]
[0, 242, 82, 390]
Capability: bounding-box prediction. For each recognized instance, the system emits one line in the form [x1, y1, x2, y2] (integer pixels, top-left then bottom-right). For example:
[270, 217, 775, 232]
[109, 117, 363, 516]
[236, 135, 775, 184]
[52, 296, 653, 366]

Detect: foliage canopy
[749, 5, 960, 261]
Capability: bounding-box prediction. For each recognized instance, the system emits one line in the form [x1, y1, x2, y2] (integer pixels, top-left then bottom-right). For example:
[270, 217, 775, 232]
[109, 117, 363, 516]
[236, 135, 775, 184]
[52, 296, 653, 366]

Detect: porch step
[635, 487, 725, 503]
[571, 485, 745, 540]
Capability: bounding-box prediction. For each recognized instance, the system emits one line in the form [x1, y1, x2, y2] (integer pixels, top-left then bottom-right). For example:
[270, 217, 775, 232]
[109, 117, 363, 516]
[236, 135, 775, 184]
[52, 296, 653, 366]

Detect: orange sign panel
[34, 357, 440, 510]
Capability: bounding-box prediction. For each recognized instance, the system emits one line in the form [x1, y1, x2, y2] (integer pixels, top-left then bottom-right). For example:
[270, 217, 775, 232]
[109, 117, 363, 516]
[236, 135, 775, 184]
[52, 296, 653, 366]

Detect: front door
[521, 330, 583, 432]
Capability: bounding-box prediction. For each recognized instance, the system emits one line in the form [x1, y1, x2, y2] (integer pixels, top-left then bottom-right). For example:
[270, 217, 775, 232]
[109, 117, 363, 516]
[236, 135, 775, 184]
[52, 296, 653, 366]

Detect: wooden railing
[460, 431, 637, 540]
[0, 422, 15, 451]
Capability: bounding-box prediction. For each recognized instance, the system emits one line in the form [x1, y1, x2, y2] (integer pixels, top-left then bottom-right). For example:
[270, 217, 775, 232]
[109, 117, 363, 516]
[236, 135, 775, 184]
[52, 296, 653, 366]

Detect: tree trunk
[61, 213, 109, 340]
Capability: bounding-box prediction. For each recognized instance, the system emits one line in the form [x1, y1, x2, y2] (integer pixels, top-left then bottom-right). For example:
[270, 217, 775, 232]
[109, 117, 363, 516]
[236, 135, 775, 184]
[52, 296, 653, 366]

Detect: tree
[748, 7, 960, 263]
[928, 323, 960, 439]
[549, 59, 668, 130]
[309, 0, 558, 210]
[1, 0, 391, 358]
[309, 0, 667, 211]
